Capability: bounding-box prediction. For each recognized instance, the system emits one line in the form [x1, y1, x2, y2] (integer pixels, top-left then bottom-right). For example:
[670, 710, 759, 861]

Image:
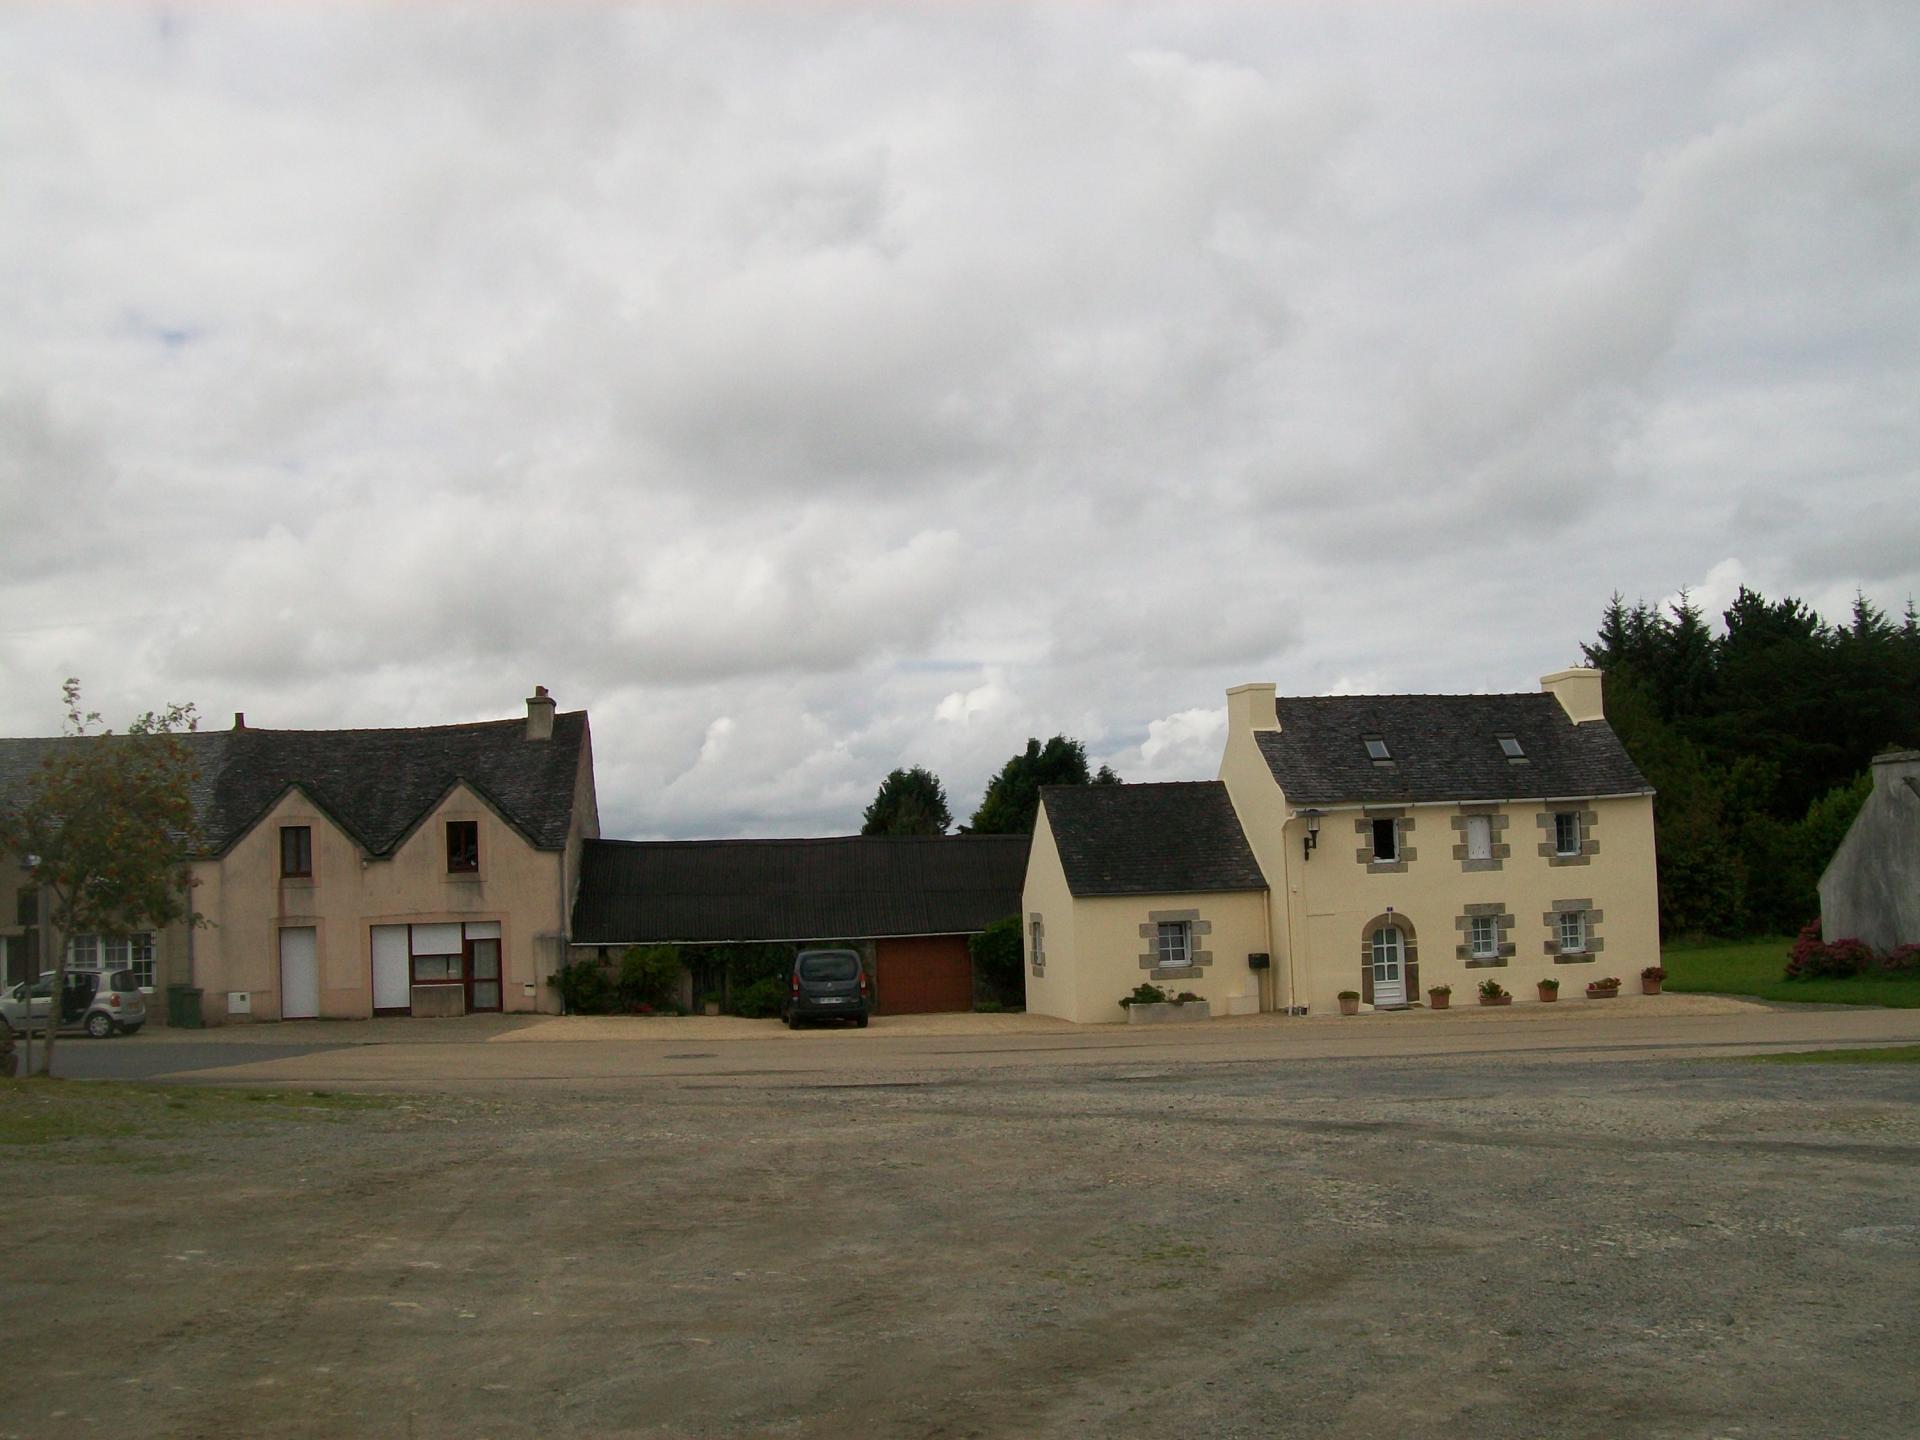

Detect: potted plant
[1537, 977, 1560, 1003]
[1120, 982, 1212, 1025]
[1586, 976, 1622, 999]
[1338, 990, 1361, 1016]
[1641, 965, 1666, 995]
[1427, 984, 1452, 1011]
[1477, 978, 1511, 1007]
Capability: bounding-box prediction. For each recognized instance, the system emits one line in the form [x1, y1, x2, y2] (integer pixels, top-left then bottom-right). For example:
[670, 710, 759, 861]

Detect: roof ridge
[228, 710, 586, 738]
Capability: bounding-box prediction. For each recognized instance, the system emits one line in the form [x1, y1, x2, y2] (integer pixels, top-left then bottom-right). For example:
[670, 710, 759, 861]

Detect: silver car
[1, 967, 147, 1039]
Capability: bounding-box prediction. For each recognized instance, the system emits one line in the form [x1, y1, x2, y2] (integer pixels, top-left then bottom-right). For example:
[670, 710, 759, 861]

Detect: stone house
[1817, 750, 1920, 951]
[1022, 668, 1661, 1022]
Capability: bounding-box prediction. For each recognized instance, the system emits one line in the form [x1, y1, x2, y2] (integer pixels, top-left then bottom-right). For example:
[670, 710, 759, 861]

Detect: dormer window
[1364, 737, 1392, 763]
[1498, 736, 1526, 760]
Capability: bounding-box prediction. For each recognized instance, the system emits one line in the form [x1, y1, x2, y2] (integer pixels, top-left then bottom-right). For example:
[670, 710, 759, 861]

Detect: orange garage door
[874, 935, 975, 1015]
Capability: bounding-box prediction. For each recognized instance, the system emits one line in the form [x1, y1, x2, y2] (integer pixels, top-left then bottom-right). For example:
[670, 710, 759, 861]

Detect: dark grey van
[781, 949, 871, 1029]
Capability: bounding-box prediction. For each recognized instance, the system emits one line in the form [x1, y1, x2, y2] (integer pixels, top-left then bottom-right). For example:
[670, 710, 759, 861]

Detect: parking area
[3, 1017, 1918, 1439]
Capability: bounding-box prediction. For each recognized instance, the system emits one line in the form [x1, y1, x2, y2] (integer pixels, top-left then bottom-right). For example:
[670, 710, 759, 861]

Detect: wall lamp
[1301, 809, 1323, 860]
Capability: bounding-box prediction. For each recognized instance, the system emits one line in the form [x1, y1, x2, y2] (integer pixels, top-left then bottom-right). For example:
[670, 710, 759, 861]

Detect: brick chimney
[1226, 683, 1280, 735]
[1541, 667, 1604, 725]
[525, 686, 555, 741]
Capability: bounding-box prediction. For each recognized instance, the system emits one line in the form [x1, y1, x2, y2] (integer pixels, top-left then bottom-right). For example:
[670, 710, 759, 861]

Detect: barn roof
[571, 833, 1029, 944]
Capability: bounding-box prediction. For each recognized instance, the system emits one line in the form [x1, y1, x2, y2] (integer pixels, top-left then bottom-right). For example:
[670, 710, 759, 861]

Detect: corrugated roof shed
[571, 833, 1029, 944]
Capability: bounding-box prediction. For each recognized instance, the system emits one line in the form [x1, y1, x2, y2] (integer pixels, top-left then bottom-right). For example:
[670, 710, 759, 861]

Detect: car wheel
[855, 1014, 870, 1029]
[85, 1011, 114, 1039]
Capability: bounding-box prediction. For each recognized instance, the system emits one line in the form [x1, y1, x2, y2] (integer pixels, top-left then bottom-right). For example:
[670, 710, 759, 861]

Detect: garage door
[874, 935, 974, 1015]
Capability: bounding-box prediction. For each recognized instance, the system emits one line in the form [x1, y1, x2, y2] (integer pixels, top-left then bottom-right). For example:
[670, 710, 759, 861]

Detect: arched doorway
[1360, 913, 1420, 1008]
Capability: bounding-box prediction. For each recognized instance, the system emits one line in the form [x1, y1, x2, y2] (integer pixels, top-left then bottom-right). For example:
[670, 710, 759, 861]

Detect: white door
[1371, 926, 1406, 1007]
[372, 925, 411, 1014]
[279, 927, 319, 1020]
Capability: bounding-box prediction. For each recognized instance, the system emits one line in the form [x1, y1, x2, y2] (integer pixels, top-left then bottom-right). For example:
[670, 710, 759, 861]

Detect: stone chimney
[1541, 667, 1604, 725]
[525, 685, 555, 741]
[233, 712, 246, 730]
[1226, 683, 1280, 735]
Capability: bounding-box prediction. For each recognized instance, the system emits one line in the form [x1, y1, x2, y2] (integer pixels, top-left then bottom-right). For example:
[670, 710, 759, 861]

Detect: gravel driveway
[2, 1050, 1916, 1439]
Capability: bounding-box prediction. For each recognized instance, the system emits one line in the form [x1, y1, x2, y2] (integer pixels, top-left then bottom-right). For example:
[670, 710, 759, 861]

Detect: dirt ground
[3, 1050, 1918, 1440]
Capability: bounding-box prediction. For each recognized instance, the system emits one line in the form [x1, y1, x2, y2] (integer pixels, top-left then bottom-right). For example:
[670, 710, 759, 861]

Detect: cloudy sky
[3, 3, 1917, 839]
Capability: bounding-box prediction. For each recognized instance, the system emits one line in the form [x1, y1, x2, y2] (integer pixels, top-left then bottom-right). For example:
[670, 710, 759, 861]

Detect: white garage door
[372, 925, 411, 1013]
[279, 926, 319, 1020]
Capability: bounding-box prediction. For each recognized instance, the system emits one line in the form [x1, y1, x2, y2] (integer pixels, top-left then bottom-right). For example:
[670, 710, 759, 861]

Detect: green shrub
[617, 945, 683, 1013]
[974, 997, 1005, 1013]
[969, 915, 1024, 1006]
[729, 976, 785, 1019]
[1120, 982, 1171, 1009]
[548, 959, 616, 1015]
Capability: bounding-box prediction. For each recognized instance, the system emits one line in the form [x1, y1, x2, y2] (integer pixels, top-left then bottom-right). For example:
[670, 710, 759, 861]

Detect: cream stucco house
[1022, 669, 1659, 1023]
[1, 688, 598, 1024]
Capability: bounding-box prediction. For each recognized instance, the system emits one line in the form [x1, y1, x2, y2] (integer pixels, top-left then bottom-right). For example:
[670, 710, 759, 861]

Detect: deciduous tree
[0, 681, 201, 1075]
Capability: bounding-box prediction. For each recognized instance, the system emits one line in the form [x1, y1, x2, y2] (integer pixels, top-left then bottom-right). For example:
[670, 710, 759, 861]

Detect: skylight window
[1364, 737, 1391, 762]
[1499, 736, 1526, 760]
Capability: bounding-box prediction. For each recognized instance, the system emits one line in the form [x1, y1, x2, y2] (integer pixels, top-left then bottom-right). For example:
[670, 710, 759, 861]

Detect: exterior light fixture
[1302, 809, 1323, 860]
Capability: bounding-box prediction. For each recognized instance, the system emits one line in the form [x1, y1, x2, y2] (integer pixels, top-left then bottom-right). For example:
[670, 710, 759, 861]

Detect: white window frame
[1469, 915, 1498, 959]
[1465, 815, 1492, 861]
[1554, 811, 1582, 856]
[1371, 818, 1398, 863]
[1156, 921, 1192, 969]
[67, 931, 156, 991]
[1558, 910, 1587, 954]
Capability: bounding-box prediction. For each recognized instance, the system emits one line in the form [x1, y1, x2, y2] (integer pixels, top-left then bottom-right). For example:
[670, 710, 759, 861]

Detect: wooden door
[874, 935, 974, 1015]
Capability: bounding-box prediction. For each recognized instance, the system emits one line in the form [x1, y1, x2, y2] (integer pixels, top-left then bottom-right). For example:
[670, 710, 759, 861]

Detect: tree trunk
[38, 920, 68, 1077]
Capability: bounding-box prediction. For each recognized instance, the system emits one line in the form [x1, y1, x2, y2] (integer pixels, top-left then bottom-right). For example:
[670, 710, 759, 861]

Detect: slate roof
[0, 712, 590, 858]
[1041, 782, 1267, 898]
[571, 834, 1029, 945]
[1256, 693, 1650, 807]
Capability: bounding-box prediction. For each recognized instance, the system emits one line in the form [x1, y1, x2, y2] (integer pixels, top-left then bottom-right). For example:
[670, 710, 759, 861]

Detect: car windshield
[799, 954, 860, 982]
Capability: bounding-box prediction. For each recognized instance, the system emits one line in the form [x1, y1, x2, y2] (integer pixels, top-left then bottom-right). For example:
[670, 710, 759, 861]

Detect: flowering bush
[1477, 978, 1508, 999]
[1587, 976, 1622, 991]
[1641, 966, 1667, 981]
[1785, 922, 1876, 980]
[1879, 943, 1920, 975]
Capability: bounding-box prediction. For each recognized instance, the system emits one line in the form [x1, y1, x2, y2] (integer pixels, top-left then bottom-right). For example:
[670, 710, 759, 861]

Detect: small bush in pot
[1337, 989, 1361, 1016]
[1477, 978, 1510, 1006]
[1587, 975, 1622, 998]
[1427, 984, 1451, 1010]
[1119, 982, 1171, 1010]
[1537, 976, 1560, 1002]
[1640, 964, 1667, 996]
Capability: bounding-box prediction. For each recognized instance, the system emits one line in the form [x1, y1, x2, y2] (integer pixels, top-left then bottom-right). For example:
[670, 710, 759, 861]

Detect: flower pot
[1478, 994, 1512, 1007]
[1338, 996, 1360, 1016]
[1537, 985, 1559, 1003]
[1586, 986, 1619, 999]
[1428, 992, 1451, 1010]
[1641, 978, 1663, 995]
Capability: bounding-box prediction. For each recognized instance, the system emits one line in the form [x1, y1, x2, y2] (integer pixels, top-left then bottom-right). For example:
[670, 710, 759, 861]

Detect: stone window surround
[1027, 912, 1046, 978]
[1138, 908, 1213, 981]
[1449, 804, 1511, 874]
[1357, 911, 1420, 1006]
[1454, 903, 1517, 966]
[1543, 898, 1605, 960]
[1354, 808, 1416, 873]
[1538, 804, 1601, 867]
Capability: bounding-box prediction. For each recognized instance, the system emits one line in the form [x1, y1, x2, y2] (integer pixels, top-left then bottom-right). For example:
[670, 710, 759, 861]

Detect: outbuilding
[569, 833, 1028, 1014]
